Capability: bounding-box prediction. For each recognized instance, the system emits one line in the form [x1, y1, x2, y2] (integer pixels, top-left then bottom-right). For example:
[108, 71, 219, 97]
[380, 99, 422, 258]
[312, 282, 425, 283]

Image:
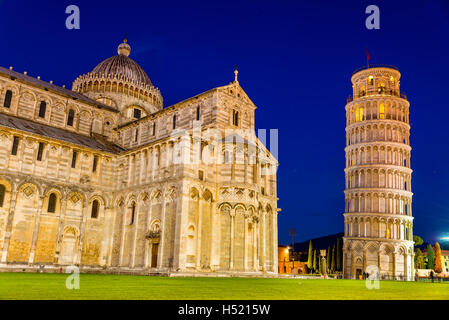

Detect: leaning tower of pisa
[343, 65, 414, 281]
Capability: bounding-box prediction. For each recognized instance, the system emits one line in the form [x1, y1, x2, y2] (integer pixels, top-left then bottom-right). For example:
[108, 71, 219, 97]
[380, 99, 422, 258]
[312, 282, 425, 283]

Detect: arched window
[130, 202, 136, 225]
[368, 75, 374, 85]
[379, 103, 385, 119]
[91, 200, 99, 218]
[196, 106, 201, 121]
[67, 109, 75, 126]
[3, 90, 12, 108]
[0, 184, 5, 207]
[232, 110, 239, 126]
[359, 86, 366, 97]
[38, 101, 47, 118]
[71, 150, 78, 168]
[173, 115, 177, 129]
[390, 76, 395, 86]
[37, 142, 44, 161]
[92, 155, 98, 172]
[47, 193, 57, 213]
[133, 108, 142, 119]
[11, 136, 20, 156]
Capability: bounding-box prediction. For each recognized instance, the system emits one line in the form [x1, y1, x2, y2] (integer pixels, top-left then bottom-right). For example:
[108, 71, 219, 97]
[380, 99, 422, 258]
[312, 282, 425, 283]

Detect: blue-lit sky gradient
[1, 0, 449, 244]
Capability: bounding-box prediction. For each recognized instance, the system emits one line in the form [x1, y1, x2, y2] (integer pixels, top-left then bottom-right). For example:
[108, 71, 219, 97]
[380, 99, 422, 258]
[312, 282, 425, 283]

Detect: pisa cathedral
[343, 66, 414, 280]
[0, 39, 279, 275]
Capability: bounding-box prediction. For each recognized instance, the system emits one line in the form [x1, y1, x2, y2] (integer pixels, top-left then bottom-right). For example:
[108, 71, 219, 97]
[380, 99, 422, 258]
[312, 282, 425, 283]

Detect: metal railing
[347, 89, 407, 103]
[352, 64, 400, 75]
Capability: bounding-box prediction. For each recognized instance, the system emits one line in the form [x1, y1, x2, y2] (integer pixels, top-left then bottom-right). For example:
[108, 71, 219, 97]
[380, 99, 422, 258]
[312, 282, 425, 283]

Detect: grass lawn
[0, 273, 448, 300]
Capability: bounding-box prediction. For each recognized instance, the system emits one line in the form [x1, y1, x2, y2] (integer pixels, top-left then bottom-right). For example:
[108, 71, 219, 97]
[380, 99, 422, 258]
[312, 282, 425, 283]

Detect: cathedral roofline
[0, 113, 125, 154]
[115, 86, 220, 130]
[115, 81, 256, 131]
[0, 66, 119, 113]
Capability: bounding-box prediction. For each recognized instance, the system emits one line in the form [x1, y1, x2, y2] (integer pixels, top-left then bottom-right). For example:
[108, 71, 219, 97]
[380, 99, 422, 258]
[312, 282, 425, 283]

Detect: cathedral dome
[72, 38, 163, 113]
[90, 39, 153, 87]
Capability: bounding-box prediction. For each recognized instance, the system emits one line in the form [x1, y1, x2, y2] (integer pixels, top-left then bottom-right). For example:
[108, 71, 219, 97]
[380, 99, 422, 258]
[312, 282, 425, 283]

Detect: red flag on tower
[366, 49, 371, 67]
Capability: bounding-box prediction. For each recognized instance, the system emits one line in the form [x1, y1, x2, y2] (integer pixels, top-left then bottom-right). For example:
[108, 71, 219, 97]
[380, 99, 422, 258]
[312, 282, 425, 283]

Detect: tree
[434, 242, 443, 273]
[427, 244, 435, 270]
[316, 250, 322, 274]
[326, 246, 331, 273]
[336, 238, 342, 271]
[413, 235, 424, 246]
[312, 249, 317, 273]
[415, 248, 425, 269]
[307, 240, 314, 272]
[331, 244, 336, 272]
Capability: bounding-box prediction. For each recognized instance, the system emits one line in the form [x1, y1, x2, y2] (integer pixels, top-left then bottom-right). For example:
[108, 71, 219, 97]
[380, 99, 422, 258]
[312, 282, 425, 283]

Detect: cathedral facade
[0, 40, 279, 275]
[343, 65, 414, 280]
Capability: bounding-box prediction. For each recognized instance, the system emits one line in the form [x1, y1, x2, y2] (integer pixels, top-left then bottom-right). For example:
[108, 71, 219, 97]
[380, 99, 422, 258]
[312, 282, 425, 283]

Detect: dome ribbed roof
[91, 39, 153, 87]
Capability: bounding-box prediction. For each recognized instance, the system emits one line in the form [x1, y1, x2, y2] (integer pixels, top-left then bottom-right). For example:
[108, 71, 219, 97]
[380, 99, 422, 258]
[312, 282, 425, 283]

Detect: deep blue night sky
[1, 0, 449, 245]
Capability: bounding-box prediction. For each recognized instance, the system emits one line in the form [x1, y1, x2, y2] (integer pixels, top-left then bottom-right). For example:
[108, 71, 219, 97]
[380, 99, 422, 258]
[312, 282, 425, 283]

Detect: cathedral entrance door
[356, 268, 362, 280]
[151, 243, 159, 268]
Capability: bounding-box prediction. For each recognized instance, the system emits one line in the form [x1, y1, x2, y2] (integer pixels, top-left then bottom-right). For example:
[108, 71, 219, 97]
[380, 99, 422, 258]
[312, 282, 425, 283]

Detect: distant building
[278, 245, 307, 274]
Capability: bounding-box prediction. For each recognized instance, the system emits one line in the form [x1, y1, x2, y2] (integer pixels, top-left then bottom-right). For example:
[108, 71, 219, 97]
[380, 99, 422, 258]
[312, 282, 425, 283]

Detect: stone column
[54, 196, 68, 264]
[118, 206, 127, 266]
[243, 215, 248, 271]
[130, 201, 141, 268]
[76, 200, 89, 265]
[272, 212, 279, 273]
[260, 209, 265, 270]
[99, 204, 113, 267]
[157, 196, 167, 270]
[28, 195, 45, 264]
[378, 219, 382, 238]
[127, 155, 132, 187]
[1, 188, 18, 263]
[209, 202, 220, 271]
[106, 205, 118, 267]
[144, 199, 154, 268]
[254, 218, 259, 271]
[148, 148, 153, 182]
[172, 191, 186, 271]
[229, 211, 235, 270]
[195, 196, 203, 270]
